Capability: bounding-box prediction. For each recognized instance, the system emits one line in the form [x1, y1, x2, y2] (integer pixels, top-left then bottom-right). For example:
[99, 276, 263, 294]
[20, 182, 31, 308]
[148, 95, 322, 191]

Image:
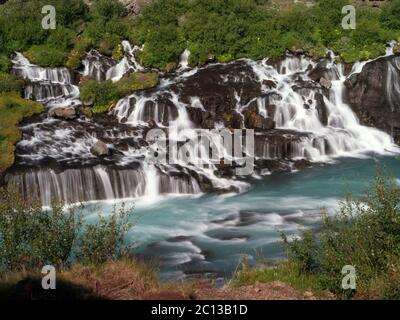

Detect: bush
[0, 184, 135, 272]
[380, 0, 400, 31]
[0, 55, 10, 73]
[0, 185, 79, 271]
[24, 45, 67, 68]
[0, 0, 88, 56]
[0, 73, 24, 94]
[283, 173, 400, 299]
[75, 204, 133, 265]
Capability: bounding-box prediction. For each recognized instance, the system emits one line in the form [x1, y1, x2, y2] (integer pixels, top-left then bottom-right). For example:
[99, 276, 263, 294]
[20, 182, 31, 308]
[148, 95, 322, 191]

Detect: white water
[248, 54, 397, 161]
[9, 44, 400, 206]
[178, 49, 191, 70]
[83, 40, 145, 82]
[12, 52, 80, 109]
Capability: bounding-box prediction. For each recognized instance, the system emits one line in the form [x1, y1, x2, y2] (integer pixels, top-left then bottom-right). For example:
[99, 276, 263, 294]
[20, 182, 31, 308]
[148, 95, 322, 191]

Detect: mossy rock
[0, 93, 44, 174]
[80, 72, 159, 114]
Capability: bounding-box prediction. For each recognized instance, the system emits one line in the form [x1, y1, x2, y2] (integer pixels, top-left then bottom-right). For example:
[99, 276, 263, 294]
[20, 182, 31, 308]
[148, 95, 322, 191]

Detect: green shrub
[24, 45, 67, 67]
[0, 73, 24, 94]
[380, 0, 400, 31]
[0, 0, 88, 56]
[283, 173, 400, 299]
[0, 184, 134, 272]
[75, 204, 133, 266]
[0, 55, 10, 73]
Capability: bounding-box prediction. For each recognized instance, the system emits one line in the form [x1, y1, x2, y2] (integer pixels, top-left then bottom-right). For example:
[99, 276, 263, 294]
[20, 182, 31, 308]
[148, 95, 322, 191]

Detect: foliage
[0, 184, 135, 272]
[75, 205, 133, 266]
[0, 0, 88, 57]
[80, 72, 159, 113]
[0, 93, 44, 173]
[282, 173, 400, 299]
[0, 55, 10, 73]
[1, 0, 399, 69]
[0, 73, 24, 94]
[129, 0, 400, 68]
[24, 45, 67, 68]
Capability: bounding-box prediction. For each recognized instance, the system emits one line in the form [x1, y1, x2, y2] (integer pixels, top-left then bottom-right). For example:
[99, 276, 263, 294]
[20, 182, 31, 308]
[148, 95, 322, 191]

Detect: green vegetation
[0, 73, 24, 94]
[0, 93, 44, 174]
[235, 172, 400, 299]
[80, 72, 159, 113]
[0, 0, 88, 59]
[2, 0, 400, 69]
[0, 184, 134, 272]
[24, 45, 68, 68]
[130, 0, 400, 67]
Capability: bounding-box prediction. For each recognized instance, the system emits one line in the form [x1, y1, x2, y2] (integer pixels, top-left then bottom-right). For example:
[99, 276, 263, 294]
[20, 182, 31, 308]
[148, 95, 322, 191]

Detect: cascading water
[82, 40, 144, 82]
[247, 53, 396, 161]
[12, 52, 80, 109]
[6, 42, 400, 206]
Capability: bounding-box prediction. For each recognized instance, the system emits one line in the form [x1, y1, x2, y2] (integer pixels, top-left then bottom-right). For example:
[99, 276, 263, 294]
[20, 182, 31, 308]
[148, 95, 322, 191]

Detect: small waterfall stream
[6, 42, 400, 206]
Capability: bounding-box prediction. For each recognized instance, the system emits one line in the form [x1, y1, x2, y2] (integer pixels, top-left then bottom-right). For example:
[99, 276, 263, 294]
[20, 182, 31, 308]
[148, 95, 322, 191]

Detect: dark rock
[315, 93, 328, 125]
[344, 55, 400, 143]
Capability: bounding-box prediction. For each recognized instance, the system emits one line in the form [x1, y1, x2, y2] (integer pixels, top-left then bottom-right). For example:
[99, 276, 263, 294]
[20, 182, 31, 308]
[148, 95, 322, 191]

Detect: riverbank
[0, 260, 332, 300]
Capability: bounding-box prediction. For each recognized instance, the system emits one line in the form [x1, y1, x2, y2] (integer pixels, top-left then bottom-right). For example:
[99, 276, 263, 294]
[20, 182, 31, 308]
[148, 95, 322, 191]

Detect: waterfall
[82, 41, 144, 82]
[8, 44, 400, 206]
[7, 165, 200, 207]
[248, 54, 396, 161]
[386, 56, 400, 112]
[178, 49, 190, 70]
[12, 52, 80, 108]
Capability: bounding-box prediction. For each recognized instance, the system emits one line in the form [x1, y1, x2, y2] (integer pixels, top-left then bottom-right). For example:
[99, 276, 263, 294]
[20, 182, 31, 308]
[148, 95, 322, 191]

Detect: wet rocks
[180, 60, 262, 127]
[48, 106, 77, 120]
[319, 77, 332, 89]
[344, 55, 400, 143]
[90, 140, 109, 157]
[82, 50, 117, 81]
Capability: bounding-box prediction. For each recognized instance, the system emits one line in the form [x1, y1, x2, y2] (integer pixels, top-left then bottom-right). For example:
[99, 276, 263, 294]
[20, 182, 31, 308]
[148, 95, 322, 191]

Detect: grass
[80, 72, 159, 114]
[0, 93, 44, 174]
[233, 260, 328, 298]
[0, 260, 159, 300]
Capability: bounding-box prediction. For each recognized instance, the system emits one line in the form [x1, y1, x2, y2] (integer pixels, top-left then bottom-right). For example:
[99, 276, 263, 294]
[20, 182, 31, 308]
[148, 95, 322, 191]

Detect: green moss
[0, 93, 44, 174]
[24, 45, 67, 68]
[0, 55, 11, 73]
[120, 72, 159, 92]
[217, 54, 234, 64]
[0, 73, 24, 94]
[112, 44, 124, 61]
[80, 72, 159, 113]
[83, 107, 93, 118]
[66, 37, 92, 70]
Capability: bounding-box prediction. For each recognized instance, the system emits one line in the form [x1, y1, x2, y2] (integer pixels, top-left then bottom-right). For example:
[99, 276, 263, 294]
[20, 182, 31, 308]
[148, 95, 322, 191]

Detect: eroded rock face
[345, 55, 400, 143]
[179, 62, 263, 128]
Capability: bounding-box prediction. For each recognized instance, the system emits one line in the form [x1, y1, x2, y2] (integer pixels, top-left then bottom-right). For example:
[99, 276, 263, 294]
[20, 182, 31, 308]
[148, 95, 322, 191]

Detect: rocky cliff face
[345, 55, 400, 143]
